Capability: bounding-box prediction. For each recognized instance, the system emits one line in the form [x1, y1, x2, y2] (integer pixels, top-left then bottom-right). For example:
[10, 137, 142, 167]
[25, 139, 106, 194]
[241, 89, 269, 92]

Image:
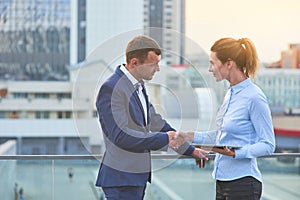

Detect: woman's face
[208, 52, 229, 82]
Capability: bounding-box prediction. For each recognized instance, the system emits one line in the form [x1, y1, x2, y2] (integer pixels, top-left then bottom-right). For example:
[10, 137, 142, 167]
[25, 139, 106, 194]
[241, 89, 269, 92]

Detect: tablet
[192, 144, 241, 150]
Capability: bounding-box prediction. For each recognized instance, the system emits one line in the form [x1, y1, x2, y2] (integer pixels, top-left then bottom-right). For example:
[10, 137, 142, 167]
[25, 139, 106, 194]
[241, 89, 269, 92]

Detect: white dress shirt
[120, 64, 148, 124]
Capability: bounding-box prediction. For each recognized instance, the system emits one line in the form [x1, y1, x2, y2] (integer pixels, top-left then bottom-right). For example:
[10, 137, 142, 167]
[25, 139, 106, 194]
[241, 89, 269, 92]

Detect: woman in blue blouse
[177, 37, 275, 199]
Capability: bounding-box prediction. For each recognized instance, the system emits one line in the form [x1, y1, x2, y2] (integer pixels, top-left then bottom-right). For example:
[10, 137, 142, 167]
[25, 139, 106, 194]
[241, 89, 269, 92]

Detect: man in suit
[95, 35, 208, 200]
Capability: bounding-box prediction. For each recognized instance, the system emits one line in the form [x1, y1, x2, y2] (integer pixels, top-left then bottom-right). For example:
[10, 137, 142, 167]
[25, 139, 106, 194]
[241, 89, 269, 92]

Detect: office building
[144, 0, 186, 65]
[0, 79, 101, 154]
[268, 43, 300, 69]
[255, 68, 300, 112]
[281, 43, 300, 69]
[83, 0, 144, 65]
[0, 0, 71, 81]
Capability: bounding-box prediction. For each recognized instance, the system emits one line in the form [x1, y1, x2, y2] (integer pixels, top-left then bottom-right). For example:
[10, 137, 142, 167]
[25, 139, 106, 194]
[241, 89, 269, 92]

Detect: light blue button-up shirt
[194, 78, 275, 182]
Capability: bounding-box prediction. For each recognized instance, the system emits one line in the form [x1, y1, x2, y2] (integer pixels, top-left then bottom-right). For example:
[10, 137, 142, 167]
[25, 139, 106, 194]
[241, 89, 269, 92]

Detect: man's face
[135, 51, 161, 81]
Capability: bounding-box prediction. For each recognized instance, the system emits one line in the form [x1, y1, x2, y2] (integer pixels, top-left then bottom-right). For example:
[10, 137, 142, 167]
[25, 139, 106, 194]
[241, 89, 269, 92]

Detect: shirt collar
[120, 64, 139, 85]
[230, 78, 251, 94]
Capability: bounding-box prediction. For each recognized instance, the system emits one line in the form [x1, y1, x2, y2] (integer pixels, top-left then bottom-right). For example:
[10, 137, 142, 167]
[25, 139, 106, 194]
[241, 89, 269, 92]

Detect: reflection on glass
[0, 0, 70, 81]
[0, 156, 298, 199]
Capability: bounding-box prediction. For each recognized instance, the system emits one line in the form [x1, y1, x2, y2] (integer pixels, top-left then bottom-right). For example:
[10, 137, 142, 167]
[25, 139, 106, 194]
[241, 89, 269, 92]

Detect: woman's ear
[226, 59, 234, 69]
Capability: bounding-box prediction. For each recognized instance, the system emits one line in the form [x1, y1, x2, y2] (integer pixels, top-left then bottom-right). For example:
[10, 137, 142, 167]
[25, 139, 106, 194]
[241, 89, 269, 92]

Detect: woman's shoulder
[247, 80, 266, 97]
[245, 82, 269, 108]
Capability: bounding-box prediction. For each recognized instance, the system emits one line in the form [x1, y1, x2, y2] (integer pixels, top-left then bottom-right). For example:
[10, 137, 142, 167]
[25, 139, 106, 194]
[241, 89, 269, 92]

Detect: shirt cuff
[193, 131, 204, 143]
[234, 147, 247, 159]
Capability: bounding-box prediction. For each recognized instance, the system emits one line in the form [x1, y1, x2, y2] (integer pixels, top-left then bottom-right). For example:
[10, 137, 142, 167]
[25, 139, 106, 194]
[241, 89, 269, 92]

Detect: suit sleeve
[96, 83, 169, 153]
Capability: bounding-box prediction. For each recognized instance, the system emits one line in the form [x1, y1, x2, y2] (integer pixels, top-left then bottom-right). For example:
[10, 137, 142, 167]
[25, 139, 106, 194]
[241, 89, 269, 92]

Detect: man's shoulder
[100, 72, 132, 96]
[104, 72, 127, 87]
[104, 73, 119, 85]
[102, 67, 123, 85]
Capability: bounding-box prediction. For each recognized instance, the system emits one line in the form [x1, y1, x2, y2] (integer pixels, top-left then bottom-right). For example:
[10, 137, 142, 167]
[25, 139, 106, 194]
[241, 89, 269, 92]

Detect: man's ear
[129, 58, 139, 68]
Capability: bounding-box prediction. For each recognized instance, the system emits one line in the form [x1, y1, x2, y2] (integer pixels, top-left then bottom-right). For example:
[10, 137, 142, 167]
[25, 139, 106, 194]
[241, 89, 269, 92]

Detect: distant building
[144, 0, 186, 65]
[84, 0, 187, 66]
[0, 0, 71, 81]
[255, 68, 300, 113]
[281, 43, 300, 69]
[0, 79, 102, 155]
[268, 43, 300, 69]
[74, 0, 86, 63]
[0, 0, 189, 80]
[81, 0, 144, 65]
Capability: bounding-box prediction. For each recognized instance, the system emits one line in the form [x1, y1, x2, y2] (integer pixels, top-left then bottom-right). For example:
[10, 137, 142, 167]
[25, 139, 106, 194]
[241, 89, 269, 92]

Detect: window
[0, 111, 6, 118]
[57, 93, 71, 99]
[32, 147, 40, 155]
[58, 111, 72, 119]
[35, 93, 50, 99]
[13, 93, 28, 99]
[36, 111, 50, 119]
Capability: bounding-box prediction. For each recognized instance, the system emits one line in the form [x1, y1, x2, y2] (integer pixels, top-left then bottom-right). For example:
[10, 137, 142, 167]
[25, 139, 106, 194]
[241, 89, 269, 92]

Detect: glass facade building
[0, 0, 71, 81]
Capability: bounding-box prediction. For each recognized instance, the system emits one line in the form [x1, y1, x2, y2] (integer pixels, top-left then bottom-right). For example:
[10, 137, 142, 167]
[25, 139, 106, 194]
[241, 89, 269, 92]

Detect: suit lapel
[116, 66, 149, 127]
[133, 89, 146, 117]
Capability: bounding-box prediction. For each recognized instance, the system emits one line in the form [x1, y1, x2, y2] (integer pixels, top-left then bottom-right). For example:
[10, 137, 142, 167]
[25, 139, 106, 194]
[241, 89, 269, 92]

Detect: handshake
[167, 131, 209, 168]
[167, 131, 195, 149]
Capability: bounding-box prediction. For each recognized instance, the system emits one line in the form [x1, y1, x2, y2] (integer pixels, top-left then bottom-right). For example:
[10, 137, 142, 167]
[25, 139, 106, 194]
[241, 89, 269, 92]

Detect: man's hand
[191, 148, 209, 168]
[168, 131, 195, 149]
[167, 131, 185, 149]
[195, 158, 208, 168]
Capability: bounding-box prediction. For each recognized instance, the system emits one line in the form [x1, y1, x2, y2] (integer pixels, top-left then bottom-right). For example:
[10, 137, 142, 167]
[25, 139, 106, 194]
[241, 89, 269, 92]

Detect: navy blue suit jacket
[95, 65, 194, 187]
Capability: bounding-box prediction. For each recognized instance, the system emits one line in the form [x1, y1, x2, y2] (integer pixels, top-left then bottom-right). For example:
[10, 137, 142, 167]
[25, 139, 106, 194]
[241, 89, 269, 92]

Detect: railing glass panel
[0, 154, 299, 200]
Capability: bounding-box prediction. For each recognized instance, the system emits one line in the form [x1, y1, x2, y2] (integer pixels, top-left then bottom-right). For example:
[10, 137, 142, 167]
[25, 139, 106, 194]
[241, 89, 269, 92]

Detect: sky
[185, 0, 300, 63]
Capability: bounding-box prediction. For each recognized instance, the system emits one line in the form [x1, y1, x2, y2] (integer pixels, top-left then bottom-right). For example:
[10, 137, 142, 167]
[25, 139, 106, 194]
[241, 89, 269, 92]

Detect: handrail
[0, 153, 299, 160]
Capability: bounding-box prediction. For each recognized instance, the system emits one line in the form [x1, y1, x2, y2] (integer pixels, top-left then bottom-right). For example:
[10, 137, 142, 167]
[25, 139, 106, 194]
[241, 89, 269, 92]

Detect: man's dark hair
[126, 35, 161, 64]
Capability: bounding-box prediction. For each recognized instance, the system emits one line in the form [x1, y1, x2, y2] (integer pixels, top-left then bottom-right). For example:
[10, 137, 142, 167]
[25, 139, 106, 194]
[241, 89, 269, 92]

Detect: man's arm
[97, 83, 172, 152]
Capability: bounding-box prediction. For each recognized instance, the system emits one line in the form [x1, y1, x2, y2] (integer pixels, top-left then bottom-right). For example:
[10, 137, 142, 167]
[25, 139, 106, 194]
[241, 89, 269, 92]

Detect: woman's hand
[212, 147, 235, 157]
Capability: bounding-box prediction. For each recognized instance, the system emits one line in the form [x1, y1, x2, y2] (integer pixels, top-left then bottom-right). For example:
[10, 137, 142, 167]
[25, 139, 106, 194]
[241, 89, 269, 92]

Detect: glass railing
[0, 153, 299, 200]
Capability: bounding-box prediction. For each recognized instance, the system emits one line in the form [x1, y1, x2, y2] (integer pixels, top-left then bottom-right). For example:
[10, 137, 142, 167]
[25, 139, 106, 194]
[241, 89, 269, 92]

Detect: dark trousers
[216, 176, 262, 200]
[102, 186, 146, 200]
